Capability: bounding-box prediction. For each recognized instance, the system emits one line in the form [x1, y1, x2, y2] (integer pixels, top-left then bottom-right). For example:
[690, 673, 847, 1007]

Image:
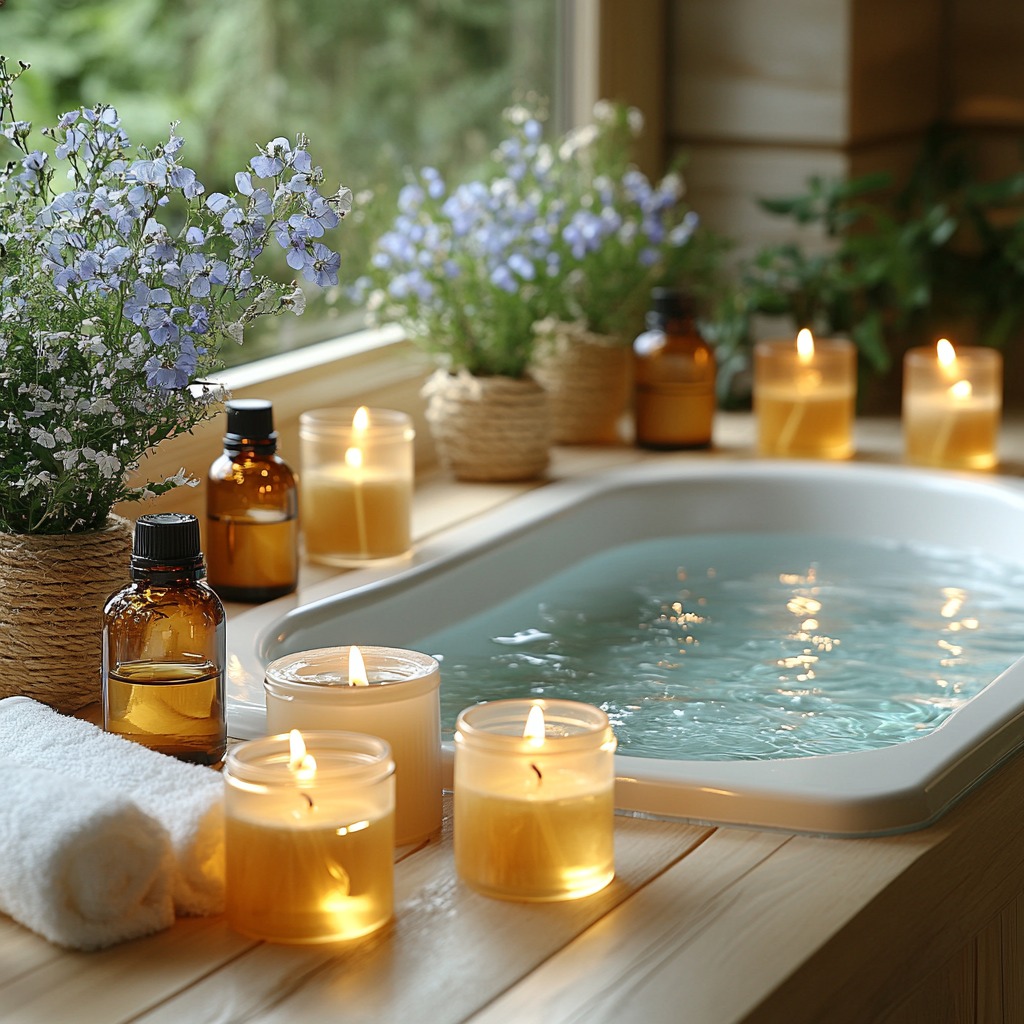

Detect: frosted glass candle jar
[224, 730, 395, 944]
[754, 331, 856, 459]
[903, 341, 1002, 470]
[453, 698, 617, 902]
[299, 406, 414, 564]
[265, 646, 442, 845]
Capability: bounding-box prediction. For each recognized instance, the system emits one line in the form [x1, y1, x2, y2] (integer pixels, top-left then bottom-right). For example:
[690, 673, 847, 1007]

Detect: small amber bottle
[102, 513, 226, 765]
[207, 399, 299, 602]
[633, 287, 717, 449]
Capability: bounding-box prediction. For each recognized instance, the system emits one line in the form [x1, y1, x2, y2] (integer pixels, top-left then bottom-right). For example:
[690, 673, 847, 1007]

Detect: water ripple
[425, 533, 1024, 761]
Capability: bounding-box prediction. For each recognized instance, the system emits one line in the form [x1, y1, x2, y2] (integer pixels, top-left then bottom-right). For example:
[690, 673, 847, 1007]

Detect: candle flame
[936, 338, 957, 368]
[352, 406, 370, 432]
[348, 645, 369, 686]
[950, 378, 973, 401]
[524, 704, 546, 747]
[796, 328, 815, 363]
[288, 729, 317, 779]
[345, 446, 364, 470]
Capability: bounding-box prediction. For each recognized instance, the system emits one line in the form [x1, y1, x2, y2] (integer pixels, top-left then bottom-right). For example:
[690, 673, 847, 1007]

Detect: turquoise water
[421, 533, 1024, 761]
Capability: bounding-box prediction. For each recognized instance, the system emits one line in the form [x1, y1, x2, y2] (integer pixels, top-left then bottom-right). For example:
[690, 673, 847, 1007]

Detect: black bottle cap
[132, 513, 204, 574]
[648, 287, 697, 328]
[224, 399, 276, 451]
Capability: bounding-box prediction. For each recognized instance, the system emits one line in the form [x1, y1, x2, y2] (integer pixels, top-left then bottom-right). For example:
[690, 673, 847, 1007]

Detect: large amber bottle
[102, 513, 226, 765]
[206, 399, 299, 602]
[633, 287, 716, 449]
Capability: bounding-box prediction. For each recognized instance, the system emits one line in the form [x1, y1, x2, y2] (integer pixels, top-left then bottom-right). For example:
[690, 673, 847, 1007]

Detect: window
[1, 0, 562, 364]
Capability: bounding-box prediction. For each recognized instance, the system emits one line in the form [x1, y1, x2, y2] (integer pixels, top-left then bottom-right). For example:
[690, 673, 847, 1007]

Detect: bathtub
[226, 459, 1024, 837]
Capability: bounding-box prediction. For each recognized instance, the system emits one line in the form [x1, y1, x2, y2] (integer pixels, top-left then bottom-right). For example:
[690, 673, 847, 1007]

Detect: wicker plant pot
[422, 369, 551, 482]
[531, 320, 633, 444]
[0, 515, 134, 712]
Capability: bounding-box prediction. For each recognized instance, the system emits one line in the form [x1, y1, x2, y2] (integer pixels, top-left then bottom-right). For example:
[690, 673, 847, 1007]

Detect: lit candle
[223, 729, 395, 943]
[299, 406, 414, 564]
[903, 339, 1002, 470]
[754, 329, 856, 459]
[264, 646, 442, 845]
[453, 698, 617, 902]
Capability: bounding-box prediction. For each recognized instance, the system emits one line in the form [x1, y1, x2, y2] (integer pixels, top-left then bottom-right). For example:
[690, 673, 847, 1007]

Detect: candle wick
[530, 763, 543, 783]
[301, 792, 315, 811]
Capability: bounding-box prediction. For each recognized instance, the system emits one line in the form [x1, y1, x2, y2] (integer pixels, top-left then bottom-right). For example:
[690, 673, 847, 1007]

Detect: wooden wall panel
[848, 0, 944, 142]
[949, 0, 1024, 127]
[669, 0, 849, 145]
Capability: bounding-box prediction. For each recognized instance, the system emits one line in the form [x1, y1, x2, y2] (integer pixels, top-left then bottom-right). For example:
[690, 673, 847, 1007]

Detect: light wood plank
[0, 917, 255, 1024]
[467, 828, 800, 1024]
[0, 917, 67, 987]
[129, 813, 709, 1024]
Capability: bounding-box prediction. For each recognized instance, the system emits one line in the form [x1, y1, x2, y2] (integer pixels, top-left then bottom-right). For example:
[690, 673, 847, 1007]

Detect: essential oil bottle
[207, 398, 299, 602]
[633, 287, 717, 449]
[102, 512, 226, 765]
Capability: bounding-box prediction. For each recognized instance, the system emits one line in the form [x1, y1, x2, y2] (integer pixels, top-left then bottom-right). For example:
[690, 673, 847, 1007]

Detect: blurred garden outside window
[0, 0, 566, 366]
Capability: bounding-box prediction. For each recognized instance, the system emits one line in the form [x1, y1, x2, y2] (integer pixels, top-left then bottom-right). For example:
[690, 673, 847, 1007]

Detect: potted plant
[0, 57, 351, 710]
[357, 102, 722, 471]
[526, 101, 717, 443]
[356, 114, 560, 481]
[741, 128, 1024, 411]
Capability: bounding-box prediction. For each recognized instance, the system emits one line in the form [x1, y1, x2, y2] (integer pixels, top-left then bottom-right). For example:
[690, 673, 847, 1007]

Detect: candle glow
[223, 731, 395, 944]
[903, 340, 1002, 469]
[524, 704, 545, 746]
[754, 332, 855, 459]
[300, 407, 414, 564]
[265, 646, 443, 846]
[347, 646, 369, 687]
[796, 328, 815, 362]
[454, 699, 617, 902]
[288, 729, 317, 779]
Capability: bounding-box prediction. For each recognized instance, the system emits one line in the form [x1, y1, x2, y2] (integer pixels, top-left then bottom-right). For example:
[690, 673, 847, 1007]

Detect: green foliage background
[0, 0, 557, 362]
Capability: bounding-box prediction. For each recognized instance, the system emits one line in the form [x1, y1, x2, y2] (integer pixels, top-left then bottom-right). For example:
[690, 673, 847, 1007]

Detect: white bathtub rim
[225, 458, 1024, 837]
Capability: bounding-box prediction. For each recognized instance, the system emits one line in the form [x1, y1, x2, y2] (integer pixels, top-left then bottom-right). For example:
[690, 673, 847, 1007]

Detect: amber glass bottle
[103, 513, 226, 765]
[633, 287, 717, 449]
[207, 399, 299, 602]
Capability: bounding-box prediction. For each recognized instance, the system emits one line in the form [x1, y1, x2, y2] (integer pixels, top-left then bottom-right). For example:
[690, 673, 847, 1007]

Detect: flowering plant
[356, 140, 558, 378]
[531, 100, 700, 340]
[356, 101, 701, 377]
[0, 57, 351, 534]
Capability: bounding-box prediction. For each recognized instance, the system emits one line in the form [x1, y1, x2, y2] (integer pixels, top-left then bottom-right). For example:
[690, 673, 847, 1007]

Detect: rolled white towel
[0, 760, 175, 950]
[0, 697, 224, 916]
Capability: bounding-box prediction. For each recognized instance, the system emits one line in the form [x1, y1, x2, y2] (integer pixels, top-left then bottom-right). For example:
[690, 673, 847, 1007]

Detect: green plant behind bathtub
[741, 127, 1024, 378]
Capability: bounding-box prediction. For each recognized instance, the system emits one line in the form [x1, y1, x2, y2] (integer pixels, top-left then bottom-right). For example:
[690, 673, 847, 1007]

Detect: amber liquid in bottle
[207, 399, 299, 603]
[103, 513, 226, 765]
[633, 288, 717, 450]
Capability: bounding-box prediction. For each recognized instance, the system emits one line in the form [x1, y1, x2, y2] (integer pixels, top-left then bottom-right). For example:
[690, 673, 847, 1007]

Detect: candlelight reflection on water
[426, 533, 1024, 761]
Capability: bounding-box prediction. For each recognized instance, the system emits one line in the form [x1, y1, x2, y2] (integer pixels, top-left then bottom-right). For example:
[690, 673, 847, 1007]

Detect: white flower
[28, 427, 56, 449]
[91, 451, 122, 479]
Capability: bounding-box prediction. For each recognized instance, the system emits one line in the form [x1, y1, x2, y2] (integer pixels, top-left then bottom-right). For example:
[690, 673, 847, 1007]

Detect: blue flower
[306, 243, 340, 287]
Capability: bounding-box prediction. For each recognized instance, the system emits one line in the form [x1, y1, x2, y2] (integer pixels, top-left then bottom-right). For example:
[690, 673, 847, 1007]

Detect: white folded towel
[0, 697, 224, 916]
[0, 760, 175, 950]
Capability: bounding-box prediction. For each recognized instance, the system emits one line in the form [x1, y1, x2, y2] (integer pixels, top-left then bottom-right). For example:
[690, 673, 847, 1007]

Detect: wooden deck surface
[4, 413, 1024, 1023]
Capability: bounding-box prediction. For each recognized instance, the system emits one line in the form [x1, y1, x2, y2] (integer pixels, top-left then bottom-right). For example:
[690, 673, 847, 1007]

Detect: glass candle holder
[754, 331, 856, 459]
[265, 646, 442, 845]
[299, 406, 414, 564]
[224, 730, 395, 944]
[453, 698, 617, 902]
[903, 341, 1002, 470]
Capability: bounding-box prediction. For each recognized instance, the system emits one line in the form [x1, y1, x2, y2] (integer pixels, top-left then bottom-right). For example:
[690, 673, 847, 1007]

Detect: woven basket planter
[0, 515, 134, 712]
[531, 320, 632, 444]
[422, 369, 551, 482]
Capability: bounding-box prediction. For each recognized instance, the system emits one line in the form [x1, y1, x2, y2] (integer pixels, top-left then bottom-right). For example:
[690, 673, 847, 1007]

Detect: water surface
[422, 533, 1024, 760]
